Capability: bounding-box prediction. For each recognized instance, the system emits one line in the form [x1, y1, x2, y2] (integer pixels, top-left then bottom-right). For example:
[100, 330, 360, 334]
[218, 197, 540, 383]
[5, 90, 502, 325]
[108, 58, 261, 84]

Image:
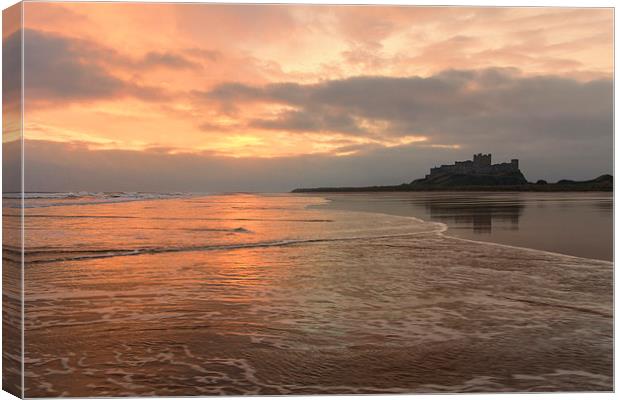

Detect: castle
[426, 154, 520, 179]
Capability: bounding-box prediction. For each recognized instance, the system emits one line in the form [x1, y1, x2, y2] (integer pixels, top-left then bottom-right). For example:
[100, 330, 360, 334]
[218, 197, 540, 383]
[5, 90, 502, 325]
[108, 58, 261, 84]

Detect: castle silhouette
[426, 153, 520, 179]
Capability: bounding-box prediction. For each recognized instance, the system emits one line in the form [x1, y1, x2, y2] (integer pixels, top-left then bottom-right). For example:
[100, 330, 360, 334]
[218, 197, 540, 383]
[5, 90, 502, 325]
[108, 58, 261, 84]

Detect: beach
[4, 192, 612, 396]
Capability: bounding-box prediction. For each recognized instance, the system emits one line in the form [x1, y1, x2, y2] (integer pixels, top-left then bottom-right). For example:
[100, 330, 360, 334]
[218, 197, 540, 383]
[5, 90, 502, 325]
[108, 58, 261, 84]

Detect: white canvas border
[0, 1, 615, 399]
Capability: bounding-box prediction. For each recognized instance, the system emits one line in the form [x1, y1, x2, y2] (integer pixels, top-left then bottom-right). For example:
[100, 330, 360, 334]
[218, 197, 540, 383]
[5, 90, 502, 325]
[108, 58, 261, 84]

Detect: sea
[1, 191, 613, 396]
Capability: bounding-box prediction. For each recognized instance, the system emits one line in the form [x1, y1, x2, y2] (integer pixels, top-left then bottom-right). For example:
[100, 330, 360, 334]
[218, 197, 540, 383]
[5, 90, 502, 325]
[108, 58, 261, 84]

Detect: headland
[292, 154, 612, 192]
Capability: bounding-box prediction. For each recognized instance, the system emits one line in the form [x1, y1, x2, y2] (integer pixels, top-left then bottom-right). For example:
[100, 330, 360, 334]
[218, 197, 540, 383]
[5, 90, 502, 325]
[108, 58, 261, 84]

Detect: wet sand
[7, 193, 613, 396]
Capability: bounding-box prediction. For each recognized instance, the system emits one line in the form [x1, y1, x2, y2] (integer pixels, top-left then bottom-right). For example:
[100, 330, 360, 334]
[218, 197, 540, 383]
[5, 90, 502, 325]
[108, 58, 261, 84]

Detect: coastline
[292, 174, 613, 193]
[292, 185, 612, 193]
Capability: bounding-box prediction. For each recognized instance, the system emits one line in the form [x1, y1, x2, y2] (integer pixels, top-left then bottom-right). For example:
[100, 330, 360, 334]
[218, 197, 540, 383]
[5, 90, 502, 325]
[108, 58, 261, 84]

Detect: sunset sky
[3, 3, 614, 191]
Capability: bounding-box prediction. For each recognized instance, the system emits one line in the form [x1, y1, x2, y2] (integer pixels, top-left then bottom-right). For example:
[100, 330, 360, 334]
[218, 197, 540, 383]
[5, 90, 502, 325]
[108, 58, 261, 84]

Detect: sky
[3, 3, 614, 192]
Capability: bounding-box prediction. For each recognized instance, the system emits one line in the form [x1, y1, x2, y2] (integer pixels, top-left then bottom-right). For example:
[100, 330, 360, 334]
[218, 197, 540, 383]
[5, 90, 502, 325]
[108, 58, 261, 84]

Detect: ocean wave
[15, 228, 444, 264]
[7, 192, 194, 208]
[4, 192, 86, 199]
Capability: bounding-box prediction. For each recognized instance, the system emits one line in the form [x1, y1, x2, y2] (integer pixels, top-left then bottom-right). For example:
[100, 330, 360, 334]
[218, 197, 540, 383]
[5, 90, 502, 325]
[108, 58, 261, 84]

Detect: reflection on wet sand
[320, 192, 612, 260]
[421, 195, 525, 233]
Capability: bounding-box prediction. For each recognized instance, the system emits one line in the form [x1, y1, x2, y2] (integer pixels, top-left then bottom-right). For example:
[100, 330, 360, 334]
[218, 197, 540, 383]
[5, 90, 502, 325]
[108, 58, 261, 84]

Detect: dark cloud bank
[10, 28, 200, 105]
[22, 138, 611, 193]
[205, 68, 612, 149]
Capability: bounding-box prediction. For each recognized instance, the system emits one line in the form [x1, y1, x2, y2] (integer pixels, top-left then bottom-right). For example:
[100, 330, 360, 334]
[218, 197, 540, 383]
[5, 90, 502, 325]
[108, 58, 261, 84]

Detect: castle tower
[511, 159, 519, 170]
[473, 153, 492, 166]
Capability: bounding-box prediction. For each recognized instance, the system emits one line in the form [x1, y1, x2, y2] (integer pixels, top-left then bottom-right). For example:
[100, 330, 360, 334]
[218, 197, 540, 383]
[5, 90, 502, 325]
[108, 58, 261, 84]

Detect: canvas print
[1, 2, 614, 398]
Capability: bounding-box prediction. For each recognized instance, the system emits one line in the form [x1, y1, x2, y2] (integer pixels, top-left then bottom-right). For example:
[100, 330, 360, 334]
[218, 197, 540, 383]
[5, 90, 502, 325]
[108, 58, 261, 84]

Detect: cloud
[16, 29, 204, 106]
[252, 109, 366, 135]
[183, 48, 221, 62]
[2, 21, 22, 114]
[205, 68, 612, 148]
[23, 29, 129, 101]
[139, 51, 201, 70]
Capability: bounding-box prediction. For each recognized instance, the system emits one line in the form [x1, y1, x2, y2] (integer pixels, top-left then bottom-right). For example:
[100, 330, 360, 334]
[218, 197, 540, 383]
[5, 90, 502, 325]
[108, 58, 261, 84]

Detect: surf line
[24, 228, 446, 264]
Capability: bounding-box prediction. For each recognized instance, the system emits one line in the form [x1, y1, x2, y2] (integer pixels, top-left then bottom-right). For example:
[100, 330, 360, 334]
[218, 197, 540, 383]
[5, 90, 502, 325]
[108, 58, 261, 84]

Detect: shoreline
[308, 192, 613, 263]
[292, 186, 613, 193]
[315, 198, 613, 264]
[291, 174, 613, 193]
